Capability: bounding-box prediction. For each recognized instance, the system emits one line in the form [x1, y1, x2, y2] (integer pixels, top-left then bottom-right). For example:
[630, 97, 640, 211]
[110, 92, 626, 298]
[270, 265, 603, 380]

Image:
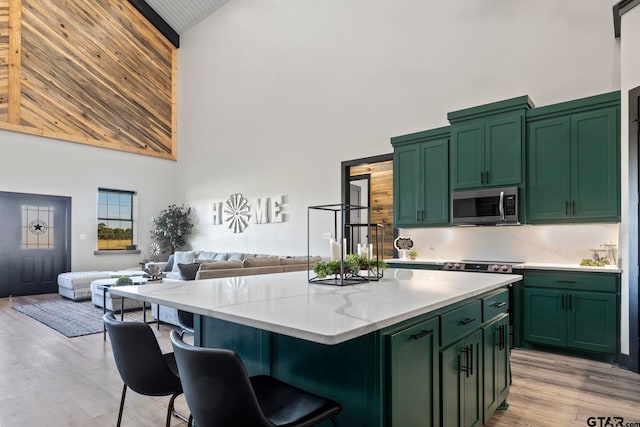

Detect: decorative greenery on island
[150, 204, 193, 254]
[313, 254, 387, 279]
[114, 276, 134, 287]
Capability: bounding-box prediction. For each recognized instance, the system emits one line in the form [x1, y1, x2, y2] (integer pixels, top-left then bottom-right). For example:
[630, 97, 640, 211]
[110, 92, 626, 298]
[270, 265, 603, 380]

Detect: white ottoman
[58, 271, 112, 301]
[90, 277, 148, 312]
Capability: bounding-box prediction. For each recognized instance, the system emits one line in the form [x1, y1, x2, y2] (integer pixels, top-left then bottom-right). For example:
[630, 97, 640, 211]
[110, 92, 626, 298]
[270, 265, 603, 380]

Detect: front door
[0, 192, 71, 297]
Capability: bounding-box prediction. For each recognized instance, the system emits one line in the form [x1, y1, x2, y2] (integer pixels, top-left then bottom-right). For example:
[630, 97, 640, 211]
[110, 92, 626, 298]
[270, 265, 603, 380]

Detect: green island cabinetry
[439, 288, 510, 427]
[197, 285, 513, 427]
[387, 317, 440, 426]
[391, 126, 450, 227]
[448, 96, 532, 190]
[516, 270, 620, 357]
[526, 91, 620, 223]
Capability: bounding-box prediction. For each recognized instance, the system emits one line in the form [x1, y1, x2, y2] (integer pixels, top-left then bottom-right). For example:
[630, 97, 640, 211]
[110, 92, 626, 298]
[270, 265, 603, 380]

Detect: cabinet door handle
[561, 294, 565, 310]
[565, 201, 569, 216]
[572, 200, 576, 216]
[492, 301, 507, 308]
[568, 295, 572, 310]
[460, 346, 470, 377]
[480, 172, 484, 184]
[485, 171, 490, 184]
[557, 280, 576, 284]
[459, 317, 476, 325]
[469, 344, 474, 376]
[411, 329, 434, 340]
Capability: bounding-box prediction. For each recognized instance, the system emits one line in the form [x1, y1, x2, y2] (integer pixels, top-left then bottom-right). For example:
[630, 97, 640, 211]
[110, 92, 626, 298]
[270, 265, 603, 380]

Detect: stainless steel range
[442, 260, 523, 274]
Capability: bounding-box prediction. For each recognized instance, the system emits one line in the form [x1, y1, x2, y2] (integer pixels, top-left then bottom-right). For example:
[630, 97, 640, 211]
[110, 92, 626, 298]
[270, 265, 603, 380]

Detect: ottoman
[90, 277, 148, 312]
[57, 271, 112, 301]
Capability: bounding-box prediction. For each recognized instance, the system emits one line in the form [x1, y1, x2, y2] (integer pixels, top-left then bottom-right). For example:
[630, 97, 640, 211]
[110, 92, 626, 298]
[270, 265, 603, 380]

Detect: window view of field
[97, 223, 133, 249]
[98, 189, 134, 250]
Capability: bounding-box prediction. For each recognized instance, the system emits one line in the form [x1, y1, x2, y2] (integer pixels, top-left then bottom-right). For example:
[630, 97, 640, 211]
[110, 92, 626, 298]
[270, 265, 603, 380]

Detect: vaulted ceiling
[145, 0, 230, 34]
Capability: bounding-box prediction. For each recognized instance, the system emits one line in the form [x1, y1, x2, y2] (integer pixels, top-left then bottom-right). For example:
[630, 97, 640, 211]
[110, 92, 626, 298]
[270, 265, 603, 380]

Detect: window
[97, 188, 135, 250]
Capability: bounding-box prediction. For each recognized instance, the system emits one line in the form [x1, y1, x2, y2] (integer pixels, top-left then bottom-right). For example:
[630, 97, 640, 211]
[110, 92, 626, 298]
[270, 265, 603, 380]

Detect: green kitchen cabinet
[522, 271, 619, 355]
[441, 329, 483, 427]
[448, 96, 532, 191]
[387, 317, 440, 427]
[527, 92, 620, 223]
[522, 287, 565, 347]
[482, 314, 510, 424]
[392, 127, 450, 227]
[386, 262, 441, 270]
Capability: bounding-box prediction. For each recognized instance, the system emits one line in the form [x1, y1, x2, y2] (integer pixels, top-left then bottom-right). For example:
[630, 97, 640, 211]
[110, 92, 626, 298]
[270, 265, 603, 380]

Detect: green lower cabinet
[482, 314, 510, 423]
[567, 291, 617, 353]
[523, 287, 617, 354]
[387, 317, 440, 427]
[386, 262, 441, 271]
[523, 287, 565, 347]
[441, 329, 482, 427]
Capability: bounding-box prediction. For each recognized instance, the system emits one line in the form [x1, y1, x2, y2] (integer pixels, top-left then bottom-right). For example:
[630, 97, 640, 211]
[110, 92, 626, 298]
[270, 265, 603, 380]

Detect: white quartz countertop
[109, 269, 521, 345]
[387, 258, 622, 273]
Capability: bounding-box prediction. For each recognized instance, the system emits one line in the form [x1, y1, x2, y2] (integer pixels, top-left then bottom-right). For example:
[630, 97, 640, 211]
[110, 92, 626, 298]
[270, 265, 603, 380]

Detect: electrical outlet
[323, 232, 332, 240]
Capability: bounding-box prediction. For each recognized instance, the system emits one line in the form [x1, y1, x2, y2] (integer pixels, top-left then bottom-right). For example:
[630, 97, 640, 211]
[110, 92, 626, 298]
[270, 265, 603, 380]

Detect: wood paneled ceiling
[144, 0, 230, 34]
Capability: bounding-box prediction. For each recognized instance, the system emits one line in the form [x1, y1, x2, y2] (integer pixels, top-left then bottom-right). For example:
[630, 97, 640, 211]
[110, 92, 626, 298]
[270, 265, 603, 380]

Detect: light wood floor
[1, 294, 639, 427]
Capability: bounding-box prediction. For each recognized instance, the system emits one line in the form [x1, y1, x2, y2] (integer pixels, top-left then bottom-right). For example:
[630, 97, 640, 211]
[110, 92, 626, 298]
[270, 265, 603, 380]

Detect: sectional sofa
[147, 250, 321, 281]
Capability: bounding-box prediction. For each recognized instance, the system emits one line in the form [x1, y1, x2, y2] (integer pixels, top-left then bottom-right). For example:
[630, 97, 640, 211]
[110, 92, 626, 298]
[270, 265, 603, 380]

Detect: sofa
[145, 251, 321, 325]
[146, 251, 321, 281]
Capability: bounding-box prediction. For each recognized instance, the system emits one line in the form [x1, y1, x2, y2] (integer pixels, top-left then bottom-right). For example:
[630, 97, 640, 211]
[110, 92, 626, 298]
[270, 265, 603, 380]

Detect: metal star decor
[29, 220, 47, 235]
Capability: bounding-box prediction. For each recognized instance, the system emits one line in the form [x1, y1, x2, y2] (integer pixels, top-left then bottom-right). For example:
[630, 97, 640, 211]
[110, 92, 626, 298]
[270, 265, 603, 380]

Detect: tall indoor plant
[150, 204, 193, 254]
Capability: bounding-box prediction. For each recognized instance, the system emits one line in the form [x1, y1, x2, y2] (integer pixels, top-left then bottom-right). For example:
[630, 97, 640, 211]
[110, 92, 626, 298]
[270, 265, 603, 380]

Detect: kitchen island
[110, 268, 522, 426]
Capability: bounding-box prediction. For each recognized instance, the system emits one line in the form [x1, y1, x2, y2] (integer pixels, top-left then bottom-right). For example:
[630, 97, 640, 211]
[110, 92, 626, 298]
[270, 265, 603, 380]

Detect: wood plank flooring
[2, 294, 639, 426]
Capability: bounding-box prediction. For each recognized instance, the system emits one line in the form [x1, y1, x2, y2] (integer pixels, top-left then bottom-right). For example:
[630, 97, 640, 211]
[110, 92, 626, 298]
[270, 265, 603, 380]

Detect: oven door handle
[499, 191, 505, 221]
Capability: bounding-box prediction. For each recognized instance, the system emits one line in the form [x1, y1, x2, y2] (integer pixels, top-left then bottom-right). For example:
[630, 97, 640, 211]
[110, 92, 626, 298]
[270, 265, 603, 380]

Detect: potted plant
[114, 276, 134, 287]
[150, 204, 194, 254]
[408, 249, 418, 260]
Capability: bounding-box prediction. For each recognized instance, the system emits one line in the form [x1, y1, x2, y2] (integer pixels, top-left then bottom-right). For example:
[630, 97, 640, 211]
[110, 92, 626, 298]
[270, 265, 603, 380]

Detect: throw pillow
[164, 254, 175, 272]
[177, 263, 200, 281]
[171, 251, 196, 272]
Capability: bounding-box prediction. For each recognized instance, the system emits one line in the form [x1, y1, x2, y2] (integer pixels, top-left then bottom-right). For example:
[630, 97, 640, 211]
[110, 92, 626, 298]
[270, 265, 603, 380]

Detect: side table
[98, 281, 159, 341]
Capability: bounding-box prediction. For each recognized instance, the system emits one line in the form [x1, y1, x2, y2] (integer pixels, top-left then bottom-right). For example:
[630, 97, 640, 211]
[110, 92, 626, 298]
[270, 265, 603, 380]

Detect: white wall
[619, 5, 640, 356]
[0, 130, 177, 271]
[177, 0, 620, 257]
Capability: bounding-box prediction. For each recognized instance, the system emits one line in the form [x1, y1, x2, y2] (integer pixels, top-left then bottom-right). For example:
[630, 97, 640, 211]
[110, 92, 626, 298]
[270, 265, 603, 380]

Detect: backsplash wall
[400, 223, 620, 265]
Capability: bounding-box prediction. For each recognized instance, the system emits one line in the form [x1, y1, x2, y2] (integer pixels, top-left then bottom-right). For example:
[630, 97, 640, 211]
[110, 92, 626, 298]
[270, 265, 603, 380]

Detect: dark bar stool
[170, 330, 342, 427]
[103, 313, 185, 427]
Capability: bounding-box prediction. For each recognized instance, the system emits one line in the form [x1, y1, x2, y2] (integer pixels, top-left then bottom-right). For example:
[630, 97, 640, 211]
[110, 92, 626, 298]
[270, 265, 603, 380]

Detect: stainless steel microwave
[451, 186, 519, 225]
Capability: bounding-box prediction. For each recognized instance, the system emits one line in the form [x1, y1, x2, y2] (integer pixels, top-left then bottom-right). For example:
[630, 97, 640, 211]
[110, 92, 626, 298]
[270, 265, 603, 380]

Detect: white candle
[330, 238, 342, 261]
[358, 243, 373, 259]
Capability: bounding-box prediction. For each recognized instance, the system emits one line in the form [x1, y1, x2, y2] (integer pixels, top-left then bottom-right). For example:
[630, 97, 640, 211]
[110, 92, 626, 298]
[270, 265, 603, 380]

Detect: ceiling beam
[613, 0, 640, 38]
[128, 0, 180, 48]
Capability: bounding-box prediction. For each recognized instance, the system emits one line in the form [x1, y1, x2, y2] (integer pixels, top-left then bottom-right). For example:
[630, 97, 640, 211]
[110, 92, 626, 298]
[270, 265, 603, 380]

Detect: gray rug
[12, 300, 151, 338]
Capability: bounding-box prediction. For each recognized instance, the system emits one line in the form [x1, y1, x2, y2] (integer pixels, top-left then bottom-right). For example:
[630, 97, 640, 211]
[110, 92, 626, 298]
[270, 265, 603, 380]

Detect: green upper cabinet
[392, 126, 450, 227]
[448, 96, 533, 191]
[527, 92, 620, 223]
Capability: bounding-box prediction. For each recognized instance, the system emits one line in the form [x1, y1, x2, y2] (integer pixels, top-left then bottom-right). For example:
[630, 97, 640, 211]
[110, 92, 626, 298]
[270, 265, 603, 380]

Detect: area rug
[12, 300, 152, 338]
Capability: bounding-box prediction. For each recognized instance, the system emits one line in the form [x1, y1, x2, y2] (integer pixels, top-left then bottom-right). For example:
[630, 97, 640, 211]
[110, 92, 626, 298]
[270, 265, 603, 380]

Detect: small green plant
[313, 254, 387, 278]
[114, 276, 134, 287]
[408, 249, 418, 259]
